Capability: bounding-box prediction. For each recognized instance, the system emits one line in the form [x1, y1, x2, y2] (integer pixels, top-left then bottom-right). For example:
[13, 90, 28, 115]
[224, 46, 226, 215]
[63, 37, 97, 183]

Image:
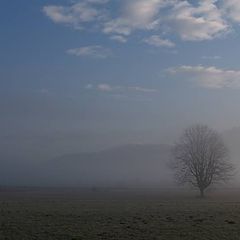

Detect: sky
[2, 0, 240, 158]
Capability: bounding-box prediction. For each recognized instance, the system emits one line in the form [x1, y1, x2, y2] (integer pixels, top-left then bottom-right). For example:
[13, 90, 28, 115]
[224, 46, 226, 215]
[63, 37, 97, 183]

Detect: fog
[1, 91, 240, 187]
[1, 126, 240, 188]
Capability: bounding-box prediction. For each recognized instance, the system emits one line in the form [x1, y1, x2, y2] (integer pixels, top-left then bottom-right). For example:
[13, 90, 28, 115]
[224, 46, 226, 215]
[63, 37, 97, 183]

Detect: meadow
[1, 187, 240, 240]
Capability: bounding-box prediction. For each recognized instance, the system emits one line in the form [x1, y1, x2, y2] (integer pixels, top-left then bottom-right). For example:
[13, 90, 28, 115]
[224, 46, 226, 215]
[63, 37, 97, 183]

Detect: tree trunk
[200, 188, 204, 198]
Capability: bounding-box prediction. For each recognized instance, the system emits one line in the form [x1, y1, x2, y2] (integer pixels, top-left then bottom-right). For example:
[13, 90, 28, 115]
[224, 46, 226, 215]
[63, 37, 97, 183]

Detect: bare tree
[172, 125, 233, 197]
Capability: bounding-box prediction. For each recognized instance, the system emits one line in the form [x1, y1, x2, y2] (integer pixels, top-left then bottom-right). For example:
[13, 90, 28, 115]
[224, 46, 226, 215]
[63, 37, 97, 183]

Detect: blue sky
[2, 0, 240, 154]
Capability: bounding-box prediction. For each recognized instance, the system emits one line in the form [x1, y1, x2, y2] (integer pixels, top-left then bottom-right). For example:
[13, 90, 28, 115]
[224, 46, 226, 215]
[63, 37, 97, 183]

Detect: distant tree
[171, 125, 233, 197]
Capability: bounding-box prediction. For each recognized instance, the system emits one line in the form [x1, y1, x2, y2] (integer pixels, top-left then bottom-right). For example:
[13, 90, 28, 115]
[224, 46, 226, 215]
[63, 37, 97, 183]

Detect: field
[1, 187, 240, 240]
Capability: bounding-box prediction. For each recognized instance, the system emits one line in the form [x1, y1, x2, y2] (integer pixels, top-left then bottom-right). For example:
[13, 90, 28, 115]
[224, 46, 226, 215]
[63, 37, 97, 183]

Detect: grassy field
[1, 187, 240, 240]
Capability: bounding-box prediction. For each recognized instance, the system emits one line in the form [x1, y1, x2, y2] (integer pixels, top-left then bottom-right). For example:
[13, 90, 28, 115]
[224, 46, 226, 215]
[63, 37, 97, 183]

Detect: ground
[0, 187, 240, 240]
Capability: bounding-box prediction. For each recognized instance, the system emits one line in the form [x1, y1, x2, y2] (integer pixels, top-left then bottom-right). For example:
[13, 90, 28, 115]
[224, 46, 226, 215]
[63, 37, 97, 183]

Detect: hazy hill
[33, 129, 240, 186]
[39, 144, 172, 187]
[2, 127, 240, 187]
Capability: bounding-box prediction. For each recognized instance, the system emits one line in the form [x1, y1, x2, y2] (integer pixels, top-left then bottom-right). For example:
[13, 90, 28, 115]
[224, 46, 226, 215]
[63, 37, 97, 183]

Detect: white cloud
[103, 18, 132, 36]
[86, 84, 158, 93]
[144, 35, 175, 47]
[38, 88, 52, 96]
[128, 86, 158, 93]
[97, 84, 113, 91]
[125, 0, 166, 27]
[44, 0, 240, 45]
[167, 0, 229, 41]
[43, 6, 75, 24]
[103, 0, 229, 42]
[110, 35, 127, 43]
[43, 0, 108, 29]
[221, 0, 240, 23]
[167, 65, 240, 89]
[201, 55, 221, 60]
[103, 0, 170, 36]
[66, 45, 111, 58]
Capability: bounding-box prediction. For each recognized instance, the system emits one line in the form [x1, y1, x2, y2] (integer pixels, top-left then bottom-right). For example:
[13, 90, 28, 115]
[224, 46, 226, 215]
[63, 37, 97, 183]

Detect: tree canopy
[172, 125, 233, 197]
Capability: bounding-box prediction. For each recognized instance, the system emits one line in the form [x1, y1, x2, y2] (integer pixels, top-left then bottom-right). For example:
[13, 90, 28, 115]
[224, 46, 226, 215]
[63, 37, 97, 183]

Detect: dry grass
[1, 188, 240, 239]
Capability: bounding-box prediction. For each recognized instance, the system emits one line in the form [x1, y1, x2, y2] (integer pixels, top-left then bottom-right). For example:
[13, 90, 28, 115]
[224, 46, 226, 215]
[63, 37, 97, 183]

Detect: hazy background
[1, 0, 240, 187]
